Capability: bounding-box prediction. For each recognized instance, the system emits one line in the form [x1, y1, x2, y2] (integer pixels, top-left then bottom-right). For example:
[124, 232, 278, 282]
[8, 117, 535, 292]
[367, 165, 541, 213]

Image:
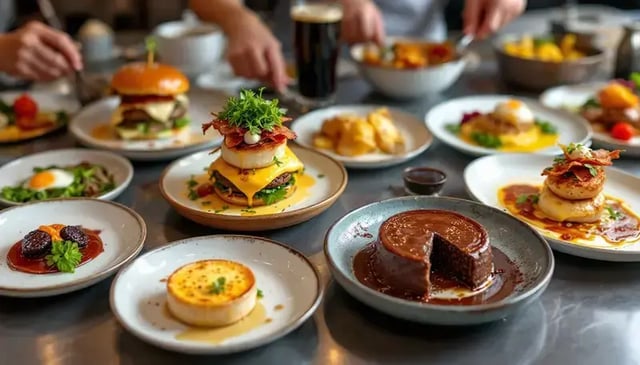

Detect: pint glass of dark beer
[291, 1, 342, 107]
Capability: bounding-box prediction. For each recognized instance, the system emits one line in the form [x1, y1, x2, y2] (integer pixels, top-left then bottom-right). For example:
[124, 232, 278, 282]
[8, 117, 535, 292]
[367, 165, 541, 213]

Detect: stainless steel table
[1, 43, 640, 365]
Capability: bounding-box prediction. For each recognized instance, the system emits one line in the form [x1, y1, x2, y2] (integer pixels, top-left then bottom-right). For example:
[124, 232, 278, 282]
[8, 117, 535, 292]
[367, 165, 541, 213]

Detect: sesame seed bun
[111, 62, 190, 95]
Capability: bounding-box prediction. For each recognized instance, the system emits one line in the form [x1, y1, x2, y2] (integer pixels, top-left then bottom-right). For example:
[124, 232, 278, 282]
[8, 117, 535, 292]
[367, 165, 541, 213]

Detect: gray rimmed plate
[110, 235, 323, 355]
[324, 196, 554, 325]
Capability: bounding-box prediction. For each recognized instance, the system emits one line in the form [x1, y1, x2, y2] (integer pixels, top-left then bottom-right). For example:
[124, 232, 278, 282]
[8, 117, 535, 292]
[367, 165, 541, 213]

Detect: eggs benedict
[538, 143, 620, 223]
[110, 62, 190, 140]
[202, 89, 302, 207]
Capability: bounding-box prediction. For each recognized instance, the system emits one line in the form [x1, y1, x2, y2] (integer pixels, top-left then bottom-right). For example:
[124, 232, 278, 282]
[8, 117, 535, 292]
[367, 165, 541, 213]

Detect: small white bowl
[0, 148, 133, 206]
[0, 199, 146, 297]
[110, 235, 323, 354]
[154, 21, 226, 77]
[350, 39, 466, 99]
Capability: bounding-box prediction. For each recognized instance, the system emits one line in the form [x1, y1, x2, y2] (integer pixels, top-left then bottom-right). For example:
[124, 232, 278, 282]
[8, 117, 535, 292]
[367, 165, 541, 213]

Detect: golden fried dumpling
[336, 119, 377, 156]
[367, 108, 404, 154]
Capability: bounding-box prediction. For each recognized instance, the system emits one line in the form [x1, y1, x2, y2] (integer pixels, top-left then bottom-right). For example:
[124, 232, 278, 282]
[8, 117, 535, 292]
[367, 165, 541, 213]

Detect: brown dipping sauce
[353, 243, 522, 305]
[500, 184, 640, 244]
[7, 229, 104, 274]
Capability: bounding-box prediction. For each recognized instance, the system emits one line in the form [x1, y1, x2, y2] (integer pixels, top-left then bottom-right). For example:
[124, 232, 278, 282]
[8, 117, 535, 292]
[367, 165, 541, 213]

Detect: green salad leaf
[1, 163, 115, 203]
[45, 241, 82, 273]
[471, 132, 502, 148]
[254, 175, 295, 206]
[174, 117, 190, 129]
[534, 119, 558, 134]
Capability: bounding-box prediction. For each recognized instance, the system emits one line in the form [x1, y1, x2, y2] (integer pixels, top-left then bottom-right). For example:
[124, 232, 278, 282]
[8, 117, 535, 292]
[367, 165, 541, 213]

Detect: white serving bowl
[154, 21, 226, 77]
[350, 39, 466, 99]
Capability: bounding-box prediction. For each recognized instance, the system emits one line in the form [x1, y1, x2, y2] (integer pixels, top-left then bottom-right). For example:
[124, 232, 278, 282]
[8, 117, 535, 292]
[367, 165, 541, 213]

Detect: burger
[202, 89, 302, 207]
[110, 62, 190, 140]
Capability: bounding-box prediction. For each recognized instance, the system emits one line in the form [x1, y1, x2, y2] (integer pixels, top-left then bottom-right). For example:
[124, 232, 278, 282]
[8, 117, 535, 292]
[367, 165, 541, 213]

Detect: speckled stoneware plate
[110, 235, 323, 355]
[0, 148, 133, 206]
[540, 82, 640, 157]
[0, 91, 80, 143]
[324, 196, 554, 325]
[0, 199, 146, 297]
[69, 94, 222, 161]
[425, 95, 592, 157]
[291, 105, 432, 169]
[465, 154, 640, 261]
[159, 145, 347, 231]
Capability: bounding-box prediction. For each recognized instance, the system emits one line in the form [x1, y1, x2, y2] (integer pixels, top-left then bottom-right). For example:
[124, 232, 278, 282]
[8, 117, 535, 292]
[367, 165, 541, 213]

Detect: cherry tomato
[196, 183, 215, 198]
[13, 94, 38, 119]
[610, 122, 635, 141]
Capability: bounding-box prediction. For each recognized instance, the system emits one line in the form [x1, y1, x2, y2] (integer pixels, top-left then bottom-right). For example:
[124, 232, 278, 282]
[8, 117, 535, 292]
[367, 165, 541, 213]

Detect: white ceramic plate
[425, 95, 592, 156]
[159, 145, 347, 231]
[0, 148, 133, 206]
[110, 235, 323, 355]
[69, 94, 223, 161]
[291, 105, 432, 169]
[324, 196, 554, 325]
[0, 199, 146, 297]
[464, 154, 640, 261]
[540, 82, 640, 157]
[0, 91, 80, 143]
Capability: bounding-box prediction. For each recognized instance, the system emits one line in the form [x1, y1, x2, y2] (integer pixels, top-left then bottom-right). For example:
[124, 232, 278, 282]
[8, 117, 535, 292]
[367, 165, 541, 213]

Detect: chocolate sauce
[353, 243, 522, 305]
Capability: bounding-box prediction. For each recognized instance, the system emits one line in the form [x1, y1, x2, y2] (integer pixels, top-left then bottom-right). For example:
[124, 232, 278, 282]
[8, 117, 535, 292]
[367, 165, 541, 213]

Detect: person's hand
[341, 0, 385, 45]
[224, 12, 289, 92]
[0, 21, 82, 81]
[463, 0, 526, 39]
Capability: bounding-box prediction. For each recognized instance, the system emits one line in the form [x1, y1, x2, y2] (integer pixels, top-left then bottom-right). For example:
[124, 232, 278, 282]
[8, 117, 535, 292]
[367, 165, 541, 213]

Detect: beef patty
[119, 103, 187, 129]
[213, 171, 292, 196]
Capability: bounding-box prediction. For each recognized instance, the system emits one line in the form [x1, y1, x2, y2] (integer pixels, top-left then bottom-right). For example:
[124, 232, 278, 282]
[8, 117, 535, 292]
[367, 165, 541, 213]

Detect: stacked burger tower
[202, 89, 303, 207]
[538, 143, 621, 222]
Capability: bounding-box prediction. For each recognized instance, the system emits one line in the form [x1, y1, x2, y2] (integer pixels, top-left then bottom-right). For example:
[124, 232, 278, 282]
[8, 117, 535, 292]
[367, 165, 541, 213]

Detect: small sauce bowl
[403, 167, 447, 196]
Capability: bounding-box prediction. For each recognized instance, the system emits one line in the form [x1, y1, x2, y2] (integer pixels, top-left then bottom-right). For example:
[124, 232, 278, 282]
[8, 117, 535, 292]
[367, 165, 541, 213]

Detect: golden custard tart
[166, 259, 257, 327]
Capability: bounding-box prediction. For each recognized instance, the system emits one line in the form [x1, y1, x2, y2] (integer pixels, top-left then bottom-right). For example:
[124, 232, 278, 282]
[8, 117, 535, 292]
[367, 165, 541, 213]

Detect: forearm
[189, 0, 258, 34]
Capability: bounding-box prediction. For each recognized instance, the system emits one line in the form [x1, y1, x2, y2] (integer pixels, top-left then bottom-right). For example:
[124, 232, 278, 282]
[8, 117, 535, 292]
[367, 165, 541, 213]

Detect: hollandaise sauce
[460, 123, 559, 152]
[499, 184, 640, 247]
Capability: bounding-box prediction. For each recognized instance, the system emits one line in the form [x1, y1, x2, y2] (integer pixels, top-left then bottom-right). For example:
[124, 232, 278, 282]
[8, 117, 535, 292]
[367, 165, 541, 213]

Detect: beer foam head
[291, 4, 343, 23]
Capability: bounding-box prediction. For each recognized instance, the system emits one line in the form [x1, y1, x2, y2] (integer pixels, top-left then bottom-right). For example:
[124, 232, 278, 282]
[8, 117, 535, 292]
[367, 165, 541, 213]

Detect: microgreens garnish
[241, 208, 257, 214]
[583, 163, 598, 177]
[273, 156, 283, 167]
[218, 88, 286, 135]
[516, 194, 539, 205]
[186, 176, 199, 201]
[210, 276, 226, 295]
[534, 119, 558, 134]
[257, 289, 264, 298]
[214, 205, 229, 213]
[606, 206, 623, 220]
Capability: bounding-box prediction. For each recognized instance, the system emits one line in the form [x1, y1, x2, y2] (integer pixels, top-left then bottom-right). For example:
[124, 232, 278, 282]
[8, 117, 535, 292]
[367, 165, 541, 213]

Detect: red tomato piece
[610, 122, 635, 141]
[196, 183, 215, 197]
[13, 94, 38, 119]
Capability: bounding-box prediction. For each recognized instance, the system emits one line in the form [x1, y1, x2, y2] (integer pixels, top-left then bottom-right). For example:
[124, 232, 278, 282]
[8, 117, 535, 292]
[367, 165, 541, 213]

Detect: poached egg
[24, 169, 74, 191]
[493, 99, 534, 126]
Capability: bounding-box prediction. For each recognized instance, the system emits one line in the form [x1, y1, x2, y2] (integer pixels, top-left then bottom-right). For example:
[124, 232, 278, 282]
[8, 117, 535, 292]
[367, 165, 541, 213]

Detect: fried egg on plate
[493, 99, 534, 125]
[24, 169, 74, 191]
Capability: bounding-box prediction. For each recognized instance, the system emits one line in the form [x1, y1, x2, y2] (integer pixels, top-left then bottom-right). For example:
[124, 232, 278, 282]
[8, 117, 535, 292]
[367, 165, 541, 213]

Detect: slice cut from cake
[373, 210, 492, 298]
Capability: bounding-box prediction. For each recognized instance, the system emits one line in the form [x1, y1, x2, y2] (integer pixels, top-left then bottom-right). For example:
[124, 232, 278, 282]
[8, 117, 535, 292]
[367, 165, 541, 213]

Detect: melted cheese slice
[209, 146, 304, 206]
[111, 94, 188, 125]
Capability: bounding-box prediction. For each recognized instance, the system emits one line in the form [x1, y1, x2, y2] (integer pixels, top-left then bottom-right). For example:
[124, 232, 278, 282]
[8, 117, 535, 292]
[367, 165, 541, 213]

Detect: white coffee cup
[154, 20, 226, 77]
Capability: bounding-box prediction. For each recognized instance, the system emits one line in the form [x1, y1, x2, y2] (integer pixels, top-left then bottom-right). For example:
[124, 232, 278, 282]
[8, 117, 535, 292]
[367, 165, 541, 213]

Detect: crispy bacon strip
[202, 117, 296, 148]
[542, 148, 621, 179]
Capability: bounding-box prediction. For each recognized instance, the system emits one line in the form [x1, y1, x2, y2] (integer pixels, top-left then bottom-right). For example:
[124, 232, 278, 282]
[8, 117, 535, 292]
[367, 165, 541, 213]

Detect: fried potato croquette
[313, 108, 406, 157]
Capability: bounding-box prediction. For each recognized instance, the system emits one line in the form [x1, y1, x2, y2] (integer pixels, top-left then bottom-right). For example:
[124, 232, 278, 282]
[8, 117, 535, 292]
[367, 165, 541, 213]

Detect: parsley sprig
[218, 89, 286, 135]
[606, 206, 623, 220]
[45, 241, 82, 273]
[210, 276, 226, 295]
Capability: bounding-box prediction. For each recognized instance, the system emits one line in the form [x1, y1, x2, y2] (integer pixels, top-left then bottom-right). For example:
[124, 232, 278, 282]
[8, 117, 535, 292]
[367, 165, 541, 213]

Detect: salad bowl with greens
[0, 149, 133, 206]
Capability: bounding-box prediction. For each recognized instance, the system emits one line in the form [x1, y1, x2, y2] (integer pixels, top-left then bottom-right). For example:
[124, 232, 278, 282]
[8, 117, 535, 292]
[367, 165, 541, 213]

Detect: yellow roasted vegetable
[502, 34, 585, 62]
